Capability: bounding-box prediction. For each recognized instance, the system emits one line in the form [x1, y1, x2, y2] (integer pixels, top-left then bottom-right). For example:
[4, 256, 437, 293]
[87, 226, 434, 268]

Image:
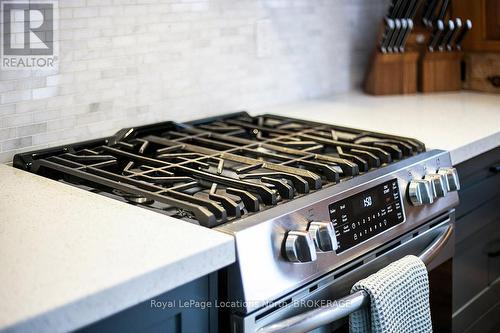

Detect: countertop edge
[2, 236, 235, 333]
[450, 131, 500, 166]
[0, 165, 236, 333]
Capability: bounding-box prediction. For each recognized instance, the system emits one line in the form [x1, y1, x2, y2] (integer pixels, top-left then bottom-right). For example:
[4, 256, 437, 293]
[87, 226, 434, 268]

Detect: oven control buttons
[424, 173, 448, 198]
[437, 167, 461, 191]
[284, 231, 317, 263]
[308, 221, 338, 252]
[408, 179, 434, 206]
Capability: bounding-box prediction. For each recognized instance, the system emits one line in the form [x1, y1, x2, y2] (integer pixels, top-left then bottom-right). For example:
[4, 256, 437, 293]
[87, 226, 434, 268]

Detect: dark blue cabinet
[77, 274, 218, 333]
[453, 147, 500, 333]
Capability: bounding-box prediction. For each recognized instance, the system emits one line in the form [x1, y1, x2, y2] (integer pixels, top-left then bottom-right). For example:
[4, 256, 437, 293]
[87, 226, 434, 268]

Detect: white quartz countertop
[0, 165, 235, 333]
[254, 92, 500, 165]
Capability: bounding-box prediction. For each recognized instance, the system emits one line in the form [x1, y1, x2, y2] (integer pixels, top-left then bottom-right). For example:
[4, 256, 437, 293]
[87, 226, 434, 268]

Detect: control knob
[424, 173, 448, 198]
[284, 231, 317, 263]
[438, 167, 461, 191]
[408, 179, 434, 206]
[308, 221, 338, 252]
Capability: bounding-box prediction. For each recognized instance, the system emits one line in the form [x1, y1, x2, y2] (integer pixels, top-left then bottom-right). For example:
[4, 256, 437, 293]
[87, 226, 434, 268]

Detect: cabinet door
[77, 274, 217, 333]
[463, 300, 500, 333]
[453, 0, 500, 52]
[453, 148, 500, 332]
[455, 147, 500, 221]
[453, 220, 491, 311]
[486, 218, 500, 284]
[453, 207, 500, 332]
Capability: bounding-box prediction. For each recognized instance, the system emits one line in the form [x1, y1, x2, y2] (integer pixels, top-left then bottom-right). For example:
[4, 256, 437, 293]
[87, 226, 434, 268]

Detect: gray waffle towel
[349, 255, 433, 333]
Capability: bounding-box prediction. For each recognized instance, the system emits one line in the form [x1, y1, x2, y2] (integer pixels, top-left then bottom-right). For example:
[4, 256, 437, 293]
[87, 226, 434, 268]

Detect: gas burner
[113, 189, 154, 205]
[13, 112, 425, 228]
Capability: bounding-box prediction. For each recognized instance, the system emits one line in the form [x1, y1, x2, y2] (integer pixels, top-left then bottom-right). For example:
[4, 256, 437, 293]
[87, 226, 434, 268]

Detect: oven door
[232, 212, 455, 333]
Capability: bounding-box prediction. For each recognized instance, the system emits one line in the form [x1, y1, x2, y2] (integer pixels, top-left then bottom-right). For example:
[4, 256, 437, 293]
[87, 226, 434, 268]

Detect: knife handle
[388, 0, 399, 18]
[402, 0, 415, 18]
[428, 19, 445, 52]
[437, 0, 450, 21]
[439, 20, 455, 52]
[394, 19, 409, 53]
[446, 18, 462, 51]
[408, 0, 420, 19]
[380, 18, 396, 53]
[388, 19, 402, 53]
[395, 0, 407, 18]
[399, 19, 414, 52]
[455, 19, 472, 51]
[423, 0, 439, 27]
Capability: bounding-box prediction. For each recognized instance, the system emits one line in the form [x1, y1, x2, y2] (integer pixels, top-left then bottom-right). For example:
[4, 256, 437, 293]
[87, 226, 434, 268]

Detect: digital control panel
[329, 179, 405, 254]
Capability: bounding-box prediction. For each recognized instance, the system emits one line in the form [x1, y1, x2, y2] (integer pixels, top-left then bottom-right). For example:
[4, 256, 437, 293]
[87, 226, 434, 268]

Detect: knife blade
[437, 0, 450, 21]
[380, 18, 396, 53]
[388, 19, 402, 52]
[394, 19, 409, 53]
[446, 18, 462, 51]
[455, 19, 472, 51]
[439, 20, 455, 51]
[423, 0, 439, 27]
[399, 19, 414, 52]
[428, 19, 445, 52]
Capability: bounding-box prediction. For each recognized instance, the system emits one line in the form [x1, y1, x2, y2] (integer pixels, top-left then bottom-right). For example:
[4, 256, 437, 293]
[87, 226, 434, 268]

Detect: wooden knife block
[364, 52, 419, 95]
[419, 52, 463, 93]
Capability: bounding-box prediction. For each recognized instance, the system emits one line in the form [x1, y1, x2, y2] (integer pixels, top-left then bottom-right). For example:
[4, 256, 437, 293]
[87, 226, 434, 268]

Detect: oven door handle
[256, 222, 455, 333]
[418, 221, 454, 265]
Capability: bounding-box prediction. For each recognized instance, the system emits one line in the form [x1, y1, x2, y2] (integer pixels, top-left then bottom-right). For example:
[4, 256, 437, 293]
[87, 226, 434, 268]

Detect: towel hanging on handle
[349, 255, 432, 333]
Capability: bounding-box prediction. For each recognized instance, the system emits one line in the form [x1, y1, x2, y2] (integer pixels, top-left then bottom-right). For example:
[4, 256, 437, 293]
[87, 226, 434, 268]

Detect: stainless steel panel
[233, 216, 455, 332]
[257, 222, 455, 333]
[218, 150, 459, 313]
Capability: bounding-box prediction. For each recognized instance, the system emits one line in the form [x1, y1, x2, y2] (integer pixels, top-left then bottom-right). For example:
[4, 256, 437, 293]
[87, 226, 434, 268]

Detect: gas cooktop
[14, 112, 425, 228]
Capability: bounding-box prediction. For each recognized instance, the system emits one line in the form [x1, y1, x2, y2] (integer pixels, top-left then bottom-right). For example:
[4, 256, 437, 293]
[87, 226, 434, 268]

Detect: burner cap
[113, 189, 154, 205]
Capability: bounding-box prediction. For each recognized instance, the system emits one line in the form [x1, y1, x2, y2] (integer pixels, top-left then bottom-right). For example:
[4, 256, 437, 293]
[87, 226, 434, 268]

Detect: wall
[0, 0, 388, 163]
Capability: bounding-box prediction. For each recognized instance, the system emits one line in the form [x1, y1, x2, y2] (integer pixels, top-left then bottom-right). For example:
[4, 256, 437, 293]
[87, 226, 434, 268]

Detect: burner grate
[14, 112, 425, 227]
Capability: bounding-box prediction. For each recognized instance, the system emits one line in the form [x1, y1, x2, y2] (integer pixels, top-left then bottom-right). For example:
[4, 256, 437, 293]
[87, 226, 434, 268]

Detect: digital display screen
[329, 179, 405, 254]
[361, 196, 373, 208]
[355, 194, 378, 211]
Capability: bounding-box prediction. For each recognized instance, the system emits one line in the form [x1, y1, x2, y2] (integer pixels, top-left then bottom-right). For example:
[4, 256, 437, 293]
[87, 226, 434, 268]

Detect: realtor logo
[1, 0, 58, 69]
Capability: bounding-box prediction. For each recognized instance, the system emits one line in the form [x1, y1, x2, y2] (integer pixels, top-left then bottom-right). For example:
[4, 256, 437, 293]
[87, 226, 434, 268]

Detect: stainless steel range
[14, 112, 460, 332]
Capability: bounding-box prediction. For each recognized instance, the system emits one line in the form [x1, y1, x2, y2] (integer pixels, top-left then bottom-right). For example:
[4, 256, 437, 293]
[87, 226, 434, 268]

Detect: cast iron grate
[13, 112, 425, 227]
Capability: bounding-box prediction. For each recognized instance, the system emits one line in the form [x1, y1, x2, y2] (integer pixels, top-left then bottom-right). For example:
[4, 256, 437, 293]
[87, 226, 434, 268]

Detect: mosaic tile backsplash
[0, 0, 388, 163]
